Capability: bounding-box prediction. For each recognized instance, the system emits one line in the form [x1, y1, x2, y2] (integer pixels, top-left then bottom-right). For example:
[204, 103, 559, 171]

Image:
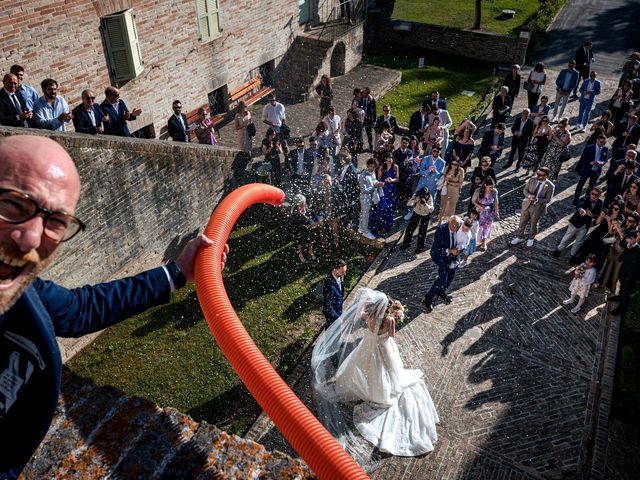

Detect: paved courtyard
[246, 40, 632, 480]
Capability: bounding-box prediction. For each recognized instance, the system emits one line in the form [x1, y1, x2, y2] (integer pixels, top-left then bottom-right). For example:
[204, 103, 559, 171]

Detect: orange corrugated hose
[194, 184, 368, 480]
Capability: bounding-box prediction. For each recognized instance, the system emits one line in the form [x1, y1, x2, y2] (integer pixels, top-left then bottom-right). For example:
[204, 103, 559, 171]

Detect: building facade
[2, 0, 363, 139]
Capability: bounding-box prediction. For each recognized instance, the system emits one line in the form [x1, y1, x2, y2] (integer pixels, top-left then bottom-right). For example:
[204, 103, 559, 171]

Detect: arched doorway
[330, 42, 346, 77]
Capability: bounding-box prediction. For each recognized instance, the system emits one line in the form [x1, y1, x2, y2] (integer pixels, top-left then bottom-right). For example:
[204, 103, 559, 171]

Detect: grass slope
[69, 206, 376, 434]
[392, 0, 541, 35]
[363, 50, 497, 126]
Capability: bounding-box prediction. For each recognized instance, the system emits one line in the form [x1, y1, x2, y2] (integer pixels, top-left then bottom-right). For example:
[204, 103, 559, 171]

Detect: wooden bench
[185, 104, 224, 142]
[228, 74, 274, 107]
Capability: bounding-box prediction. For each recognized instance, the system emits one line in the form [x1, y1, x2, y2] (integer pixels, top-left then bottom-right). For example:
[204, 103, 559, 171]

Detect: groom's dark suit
[424, 222, 458, 306]
[322, 274, 344, 326]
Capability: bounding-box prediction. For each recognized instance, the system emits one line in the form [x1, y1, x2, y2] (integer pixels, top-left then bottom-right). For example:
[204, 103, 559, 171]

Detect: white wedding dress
[312, 288, 439, 462]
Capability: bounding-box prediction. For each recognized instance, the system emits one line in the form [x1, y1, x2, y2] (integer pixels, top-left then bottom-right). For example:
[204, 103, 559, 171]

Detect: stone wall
[1, 0, 308, 138]
[368, 15, 530, 66]
[0, 127, 245, 289]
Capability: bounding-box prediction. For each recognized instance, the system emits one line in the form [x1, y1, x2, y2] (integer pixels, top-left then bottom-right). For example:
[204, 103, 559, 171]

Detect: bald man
[0, 73, 33, 128]
[0, 135, 219, 478]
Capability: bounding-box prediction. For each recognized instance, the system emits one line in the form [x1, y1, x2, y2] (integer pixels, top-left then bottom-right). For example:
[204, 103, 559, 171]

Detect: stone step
[23, 368, 315, 479]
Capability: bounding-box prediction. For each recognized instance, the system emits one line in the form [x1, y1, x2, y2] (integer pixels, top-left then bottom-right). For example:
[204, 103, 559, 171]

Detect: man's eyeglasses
[84, 96, 96, 101]
[0, 188, 85, 242]
[590, 193, 600, 197]
[173, 106, 182, 109]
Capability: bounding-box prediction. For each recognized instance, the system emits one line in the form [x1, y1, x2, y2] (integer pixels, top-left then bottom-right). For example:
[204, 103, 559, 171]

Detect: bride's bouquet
[386, 299, 408, 325]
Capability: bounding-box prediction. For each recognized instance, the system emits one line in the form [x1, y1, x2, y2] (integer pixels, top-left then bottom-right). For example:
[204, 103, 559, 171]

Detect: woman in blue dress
[370, 155, 400, 235]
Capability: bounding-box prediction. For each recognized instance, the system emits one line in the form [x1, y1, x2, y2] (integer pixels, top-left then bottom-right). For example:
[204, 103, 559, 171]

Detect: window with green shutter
[196, 0, 222, 43]
[100, 9, 144, 83]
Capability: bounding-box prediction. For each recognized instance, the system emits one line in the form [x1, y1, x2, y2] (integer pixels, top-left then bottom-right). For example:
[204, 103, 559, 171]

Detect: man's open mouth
[0, 254, 28, 286]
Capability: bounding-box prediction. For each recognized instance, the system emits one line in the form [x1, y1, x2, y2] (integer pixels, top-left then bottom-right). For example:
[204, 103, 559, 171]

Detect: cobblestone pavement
[246, 60, 627, 478]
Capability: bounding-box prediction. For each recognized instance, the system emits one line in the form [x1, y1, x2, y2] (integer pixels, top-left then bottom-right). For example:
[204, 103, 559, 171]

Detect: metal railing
[316, 0, 366, 42]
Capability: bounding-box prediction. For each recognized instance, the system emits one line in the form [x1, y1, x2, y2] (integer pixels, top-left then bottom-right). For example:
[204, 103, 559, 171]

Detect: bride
[311, 288, 439, 464]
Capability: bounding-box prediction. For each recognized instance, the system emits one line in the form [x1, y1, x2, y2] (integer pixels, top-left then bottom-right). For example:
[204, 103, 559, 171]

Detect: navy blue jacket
[322, 274, 343, 323]
[430, 222, 455, 267]
[578, 143, 608, 177]
[100, 99, 137, 137]
[71, 103, 106, 135]
[0, 267, 172, 475]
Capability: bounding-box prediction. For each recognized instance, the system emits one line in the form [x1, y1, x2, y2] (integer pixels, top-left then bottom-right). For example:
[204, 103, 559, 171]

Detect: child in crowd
[563, 253, 597, 313]
[450, 218, 473, 269]
[459, 208, 480, 267]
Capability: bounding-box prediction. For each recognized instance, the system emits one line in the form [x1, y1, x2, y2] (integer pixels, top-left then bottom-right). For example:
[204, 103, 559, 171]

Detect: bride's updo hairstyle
[361, 295, 389, 323]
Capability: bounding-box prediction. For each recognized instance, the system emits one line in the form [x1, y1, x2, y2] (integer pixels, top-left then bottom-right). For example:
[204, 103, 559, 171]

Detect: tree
[473, 0, 482, 30]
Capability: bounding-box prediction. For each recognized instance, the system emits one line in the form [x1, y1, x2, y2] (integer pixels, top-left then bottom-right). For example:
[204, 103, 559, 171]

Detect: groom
[424, 216, 464, 313]
[322, 259, 347, 328]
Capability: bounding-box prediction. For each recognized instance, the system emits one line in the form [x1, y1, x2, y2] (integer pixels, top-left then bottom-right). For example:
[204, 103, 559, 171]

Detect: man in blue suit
[573, 135, 608, 204]
[322, 259, 347, 328]
[0, 135, 220, 479]
[423, 91, 448, 112]
[415, 146, 446, 200]
[71, 89, 107, 135]
[424, 216, 463, 313]
[552, 60, 580, 121]
[576, 71, 601, 131]
[100, 86, 142, 137]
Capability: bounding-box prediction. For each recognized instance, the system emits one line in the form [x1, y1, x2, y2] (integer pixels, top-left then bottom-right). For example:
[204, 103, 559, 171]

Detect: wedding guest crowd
[3, 46, 640, 320]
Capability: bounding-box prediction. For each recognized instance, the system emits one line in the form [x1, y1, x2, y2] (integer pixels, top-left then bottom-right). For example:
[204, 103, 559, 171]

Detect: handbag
[247, 122, 257, 137]
[279, 123, 291, 138]
[372, 186, 384, 205]
[523, 74, 534, 92]
[436, 175, 445, 191]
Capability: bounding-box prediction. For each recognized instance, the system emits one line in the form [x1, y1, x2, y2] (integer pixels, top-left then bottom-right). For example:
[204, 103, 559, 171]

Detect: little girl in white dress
[563, 254, 597, 313]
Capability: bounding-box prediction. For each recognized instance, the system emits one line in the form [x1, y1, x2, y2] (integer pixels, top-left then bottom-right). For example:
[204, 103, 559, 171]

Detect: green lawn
[363, 51, 497, 127]
[69, 206, 378, 434]
[392, 0, 541, 35]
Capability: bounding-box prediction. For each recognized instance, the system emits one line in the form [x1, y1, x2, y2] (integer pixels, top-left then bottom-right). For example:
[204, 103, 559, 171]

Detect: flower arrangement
[386, 299, 408, 325]
[574, 265, 586, 279]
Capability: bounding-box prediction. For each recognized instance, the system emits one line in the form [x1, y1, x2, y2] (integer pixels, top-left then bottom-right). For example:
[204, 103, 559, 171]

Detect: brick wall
[0, 126, 246, 289]
[368, 15, 530, 66]
[1, 0, 307, 138]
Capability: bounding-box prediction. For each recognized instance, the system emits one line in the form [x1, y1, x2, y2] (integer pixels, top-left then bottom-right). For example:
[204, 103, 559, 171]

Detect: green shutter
[101, 9, 144, 82]
[196, 0, 222, 43]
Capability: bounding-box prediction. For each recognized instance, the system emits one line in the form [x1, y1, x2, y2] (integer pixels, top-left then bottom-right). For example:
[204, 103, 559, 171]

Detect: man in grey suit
[511, 167, 555, 247]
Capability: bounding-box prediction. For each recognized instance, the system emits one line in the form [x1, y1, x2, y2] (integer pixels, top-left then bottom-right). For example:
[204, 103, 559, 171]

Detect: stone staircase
[272, 35, 335, 104]
[22, 369, 314, 479]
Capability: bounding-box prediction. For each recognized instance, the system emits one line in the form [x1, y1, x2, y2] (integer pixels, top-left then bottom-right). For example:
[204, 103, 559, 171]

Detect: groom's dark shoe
[423, 299, 433, 313]
[438, 293, 453, 304]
